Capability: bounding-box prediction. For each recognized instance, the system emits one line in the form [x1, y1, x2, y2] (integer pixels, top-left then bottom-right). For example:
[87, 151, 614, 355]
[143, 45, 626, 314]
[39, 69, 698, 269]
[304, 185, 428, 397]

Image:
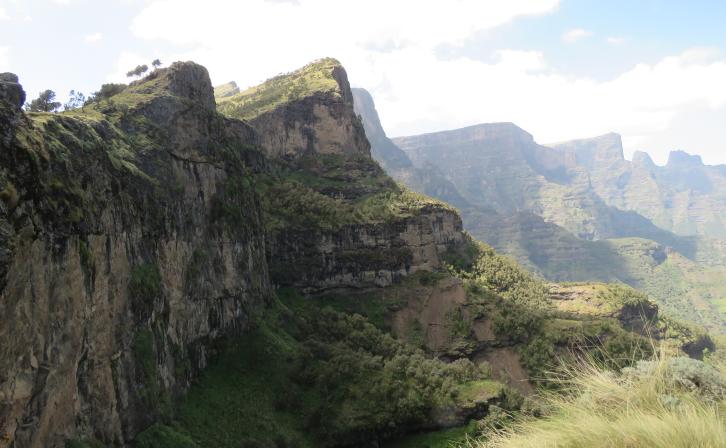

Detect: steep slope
[216, 59, 466, 291]
[353, 88, 726, 331]
[0, 64, 272, 447]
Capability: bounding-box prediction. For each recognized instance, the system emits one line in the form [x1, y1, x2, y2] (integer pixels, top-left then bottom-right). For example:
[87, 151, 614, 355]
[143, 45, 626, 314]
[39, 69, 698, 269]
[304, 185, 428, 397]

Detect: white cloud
[0, 7, 9, 20]
[0, 47, 8, 71]
[562, 28, 592, 43]
[130, 0, 560, 85]
[51, 0, 73, 5]
[494, 49, 546, 72]
[126, 1, 726, 164]
[606, 36, 625, 45]
[84, 32, 103, 43]
[107, 51, 148, 83]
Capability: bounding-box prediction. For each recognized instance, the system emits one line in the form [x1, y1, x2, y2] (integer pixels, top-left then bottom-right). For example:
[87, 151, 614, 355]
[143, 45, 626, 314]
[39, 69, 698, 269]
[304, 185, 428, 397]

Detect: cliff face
[218, 58, 370, 161]
[217, 61, 466, 292]
[0, 63, 272, 447]
[351, 88, 469, 210]
[392, 123, 652, 241]
[548, 138, 726, 239]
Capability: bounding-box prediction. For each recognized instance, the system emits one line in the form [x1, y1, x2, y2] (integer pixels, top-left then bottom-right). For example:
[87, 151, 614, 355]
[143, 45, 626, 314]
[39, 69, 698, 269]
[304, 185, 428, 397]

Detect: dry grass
[471, 351, 726, 448]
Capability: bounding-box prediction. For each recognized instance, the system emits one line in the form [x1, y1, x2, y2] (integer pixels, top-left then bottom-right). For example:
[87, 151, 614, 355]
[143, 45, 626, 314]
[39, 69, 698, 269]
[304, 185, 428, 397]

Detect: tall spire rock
[351, 87, 412, 171]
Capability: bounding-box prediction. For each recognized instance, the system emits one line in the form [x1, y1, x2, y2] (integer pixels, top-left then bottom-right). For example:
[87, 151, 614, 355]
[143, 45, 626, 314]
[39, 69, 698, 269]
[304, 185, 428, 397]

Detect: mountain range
[0, 58, 718, 447]
[353, 88, 726, 332]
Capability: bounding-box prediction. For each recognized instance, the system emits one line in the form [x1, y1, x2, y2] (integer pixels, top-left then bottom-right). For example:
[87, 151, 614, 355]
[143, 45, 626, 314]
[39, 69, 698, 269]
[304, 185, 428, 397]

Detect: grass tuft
[471, 352, 726, 448]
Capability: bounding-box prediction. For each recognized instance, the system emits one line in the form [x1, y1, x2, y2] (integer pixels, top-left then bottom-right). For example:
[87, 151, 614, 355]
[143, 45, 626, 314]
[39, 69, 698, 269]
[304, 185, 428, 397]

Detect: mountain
[0, 61, 712, 448]
[351, 88, 470, 209]
[548, 136, 726, 239]
[353, 88, 726, 332]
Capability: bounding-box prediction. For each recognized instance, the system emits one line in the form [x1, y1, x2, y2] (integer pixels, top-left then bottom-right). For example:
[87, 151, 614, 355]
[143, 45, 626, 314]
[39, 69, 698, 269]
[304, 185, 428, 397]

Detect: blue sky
[3, 0, 726, 164]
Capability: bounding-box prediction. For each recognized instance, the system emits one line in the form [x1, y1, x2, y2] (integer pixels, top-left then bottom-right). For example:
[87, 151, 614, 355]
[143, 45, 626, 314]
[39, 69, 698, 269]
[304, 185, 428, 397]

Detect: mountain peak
[127, 61, 216, 111]
[667, 150, 703, 168]
[214, 81, 240, 99]
[632, 150, 656, 167]
[217, 57, 349, 121]
[548, 132, 624, 168]
[394, 122, 534, 147]
[351, 88, 384, 135]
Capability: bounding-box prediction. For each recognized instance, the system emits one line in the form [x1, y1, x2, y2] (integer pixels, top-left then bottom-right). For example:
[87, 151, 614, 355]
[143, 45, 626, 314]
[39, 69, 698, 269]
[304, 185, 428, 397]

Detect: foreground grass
[473, 353, 726, 448]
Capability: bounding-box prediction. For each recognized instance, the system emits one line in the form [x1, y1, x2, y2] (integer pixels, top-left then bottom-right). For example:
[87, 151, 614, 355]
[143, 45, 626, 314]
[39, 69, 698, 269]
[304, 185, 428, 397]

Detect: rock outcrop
[217, 61, 466, 292]
[0, 73, 27, 147]
[0, 63, 271, 447]
[218, 58, 370, 161]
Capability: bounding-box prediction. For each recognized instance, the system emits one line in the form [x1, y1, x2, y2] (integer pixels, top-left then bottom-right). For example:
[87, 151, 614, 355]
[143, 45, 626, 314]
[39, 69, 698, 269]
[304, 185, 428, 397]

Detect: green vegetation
[127, 64, 149, 79]
[132, 328, 171, 417]
[213, 81, 239, 99]
[255, 153, 454, 233]
[134, 424, 199, 448]
[386, 421, 479, 447]
[217, 58, 342, 120]
[89, 83, 127, 103]
[129, 263, 162, 299]
[65, 439, 105, 448]
[448, 240, 551, 343]
[472, 354, 726, 448]
[445, 238, 663, 377]
[26, 89, 61, 112]
[135, 291, 509, 447]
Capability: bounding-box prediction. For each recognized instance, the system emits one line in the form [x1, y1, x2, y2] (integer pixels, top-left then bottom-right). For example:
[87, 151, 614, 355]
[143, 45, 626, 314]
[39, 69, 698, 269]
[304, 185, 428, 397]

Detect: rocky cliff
[0, 63, 272, 447]
[0, 58, 717, 447]
[351, 88, 469, 210]
[217, 60, 466, 292]
[217, 58, 370, 161]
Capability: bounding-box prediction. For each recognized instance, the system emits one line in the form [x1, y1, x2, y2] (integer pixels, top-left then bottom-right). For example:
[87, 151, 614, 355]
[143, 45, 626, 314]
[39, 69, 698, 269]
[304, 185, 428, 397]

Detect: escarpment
[1, 56, 718, 448]
[217, 59, 466, 291]
[0, 58, 472, 446]
[0, 63, 272, 447]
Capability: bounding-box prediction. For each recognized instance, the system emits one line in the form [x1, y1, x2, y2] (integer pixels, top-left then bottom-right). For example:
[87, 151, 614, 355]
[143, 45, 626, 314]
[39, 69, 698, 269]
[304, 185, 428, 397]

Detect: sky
[2, 0, 726, 165]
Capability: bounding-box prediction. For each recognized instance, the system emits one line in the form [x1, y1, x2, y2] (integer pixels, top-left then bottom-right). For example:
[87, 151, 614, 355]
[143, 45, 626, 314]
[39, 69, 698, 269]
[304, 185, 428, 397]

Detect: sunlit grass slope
[473, 353, 726, 448]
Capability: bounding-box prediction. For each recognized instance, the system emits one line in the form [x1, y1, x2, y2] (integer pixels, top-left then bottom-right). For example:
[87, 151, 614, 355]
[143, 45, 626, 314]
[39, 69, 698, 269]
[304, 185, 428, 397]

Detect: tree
[88, 83, 127, 103]
[25, 90, 61, 112]
[126, 64, 149, 79]
[63, 90, 86, 111]
[152, 59, 162, 70]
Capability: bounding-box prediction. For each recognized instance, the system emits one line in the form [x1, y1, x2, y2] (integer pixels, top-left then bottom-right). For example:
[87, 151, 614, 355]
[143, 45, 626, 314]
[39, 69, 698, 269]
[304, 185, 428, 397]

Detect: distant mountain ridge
[545, 134, 726, 239]
[353, 87, 726, 332]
